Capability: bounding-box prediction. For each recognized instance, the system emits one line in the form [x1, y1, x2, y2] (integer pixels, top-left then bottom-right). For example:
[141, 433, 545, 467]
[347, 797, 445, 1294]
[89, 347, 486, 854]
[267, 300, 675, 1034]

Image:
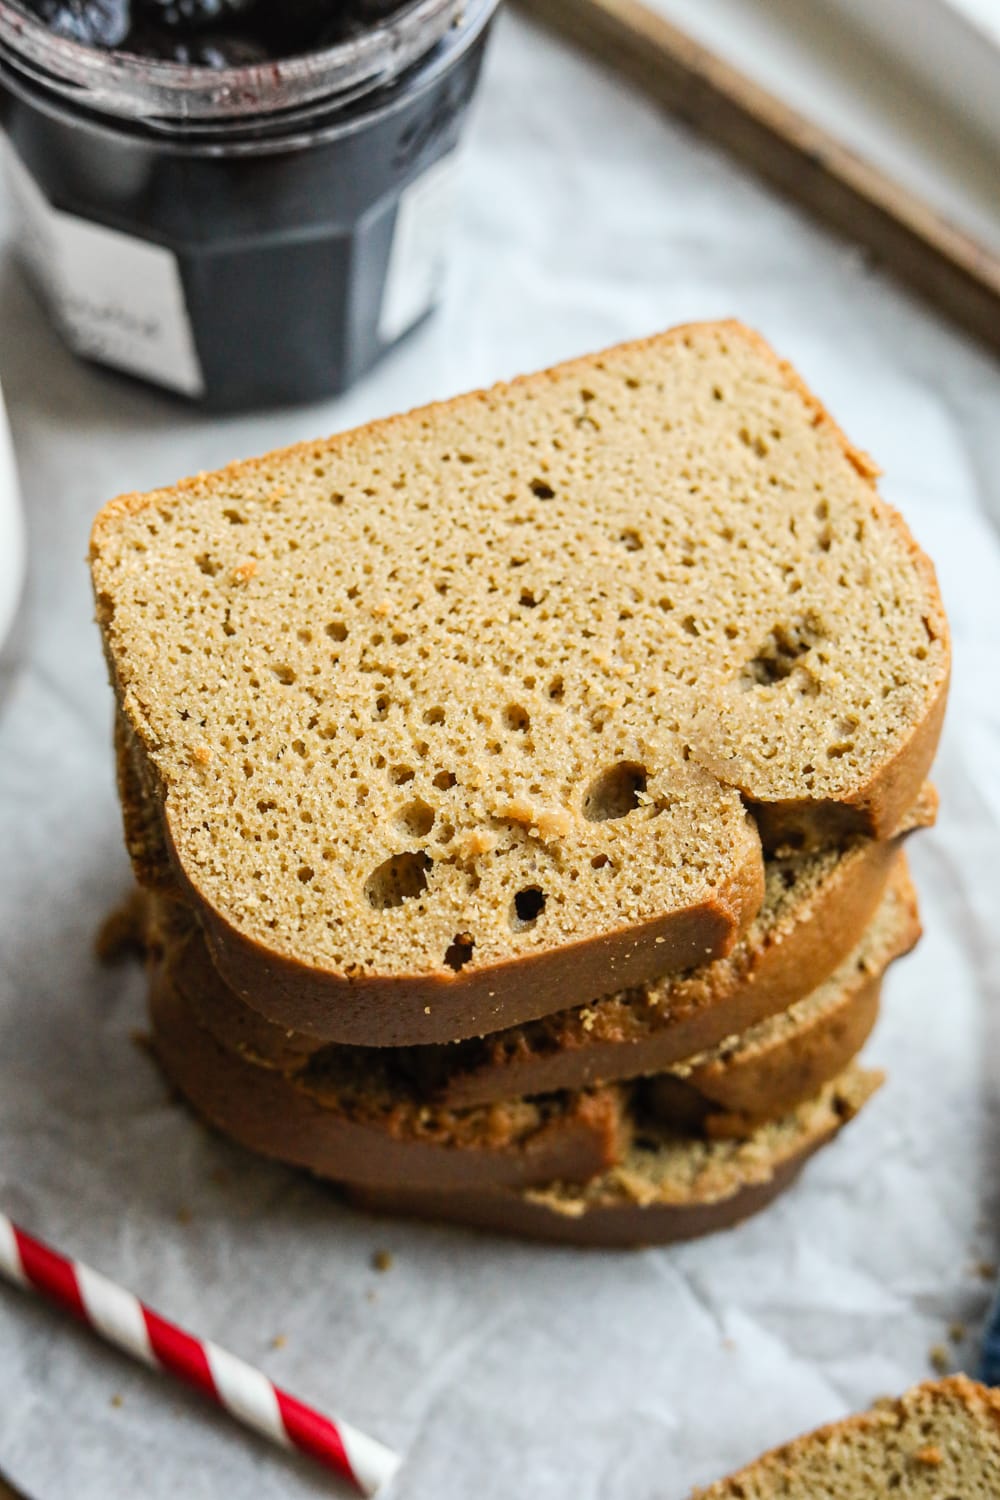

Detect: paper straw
[0, 1213, 400, 1496]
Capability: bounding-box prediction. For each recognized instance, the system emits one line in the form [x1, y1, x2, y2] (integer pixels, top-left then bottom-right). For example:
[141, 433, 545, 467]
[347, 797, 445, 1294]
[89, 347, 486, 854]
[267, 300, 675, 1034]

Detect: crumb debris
[110, 1393, 124, 1409]
[176, 1206, 193, 1226]
[372, 1250, 393, 1273]
[949, 1321, 966, 1344]
[929, 1343, 951, 1376]
[271, 1334, 287, 1350]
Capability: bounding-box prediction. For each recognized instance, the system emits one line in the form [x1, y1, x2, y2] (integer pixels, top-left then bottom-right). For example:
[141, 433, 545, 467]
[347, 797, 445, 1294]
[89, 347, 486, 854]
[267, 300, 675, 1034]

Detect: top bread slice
[691, 1375, 1000, 1497]
[90, 321, 949, 1039]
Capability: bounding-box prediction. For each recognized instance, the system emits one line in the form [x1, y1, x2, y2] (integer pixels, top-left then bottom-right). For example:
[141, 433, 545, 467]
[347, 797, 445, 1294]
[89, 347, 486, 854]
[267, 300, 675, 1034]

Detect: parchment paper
[1, 13, 998, 1497]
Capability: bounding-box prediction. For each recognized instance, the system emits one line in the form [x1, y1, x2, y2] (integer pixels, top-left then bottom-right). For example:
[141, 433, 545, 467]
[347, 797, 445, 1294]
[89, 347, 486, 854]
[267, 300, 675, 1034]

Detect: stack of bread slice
[90, 322, 949, 1247]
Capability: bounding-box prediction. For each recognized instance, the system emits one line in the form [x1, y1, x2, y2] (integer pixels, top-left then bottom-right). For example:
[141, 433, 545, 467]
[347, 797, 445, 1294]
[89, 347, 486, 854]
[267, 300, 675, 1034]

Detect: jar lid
[0, 0, 469, 125]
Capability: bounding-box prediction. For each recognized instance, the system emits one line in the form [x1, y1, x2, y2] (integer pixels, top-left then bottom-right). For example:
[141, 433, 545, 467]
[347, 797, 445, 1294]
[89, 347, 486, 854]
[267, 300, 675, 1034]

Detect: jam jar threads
[0, 0, 499, 409]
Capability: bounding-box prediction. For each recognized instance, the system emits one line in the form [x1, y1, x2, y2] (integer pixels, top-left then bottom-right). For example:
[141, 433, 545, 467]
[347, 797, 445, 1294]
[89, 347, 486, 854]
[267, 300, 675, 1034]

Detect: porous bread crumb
[91, 322, 948, 986]
[692, 1376, 1000, 1498]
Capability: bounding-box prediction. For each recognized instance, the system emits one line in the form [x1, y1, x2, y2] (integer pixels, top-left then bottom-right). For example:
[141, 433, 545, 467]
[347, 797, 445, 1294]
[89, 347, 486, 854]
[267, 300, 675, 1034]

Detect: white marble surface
[1, 11, 1000, 1498]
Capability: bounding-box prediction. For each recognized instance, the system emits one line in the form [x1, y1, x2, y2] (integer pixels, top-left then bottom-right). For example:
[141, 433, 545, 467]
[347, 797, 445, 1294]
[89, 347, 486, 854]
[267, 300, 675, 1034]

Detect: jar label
[0, 136, 204, 398]
[379, 151, 462, 345]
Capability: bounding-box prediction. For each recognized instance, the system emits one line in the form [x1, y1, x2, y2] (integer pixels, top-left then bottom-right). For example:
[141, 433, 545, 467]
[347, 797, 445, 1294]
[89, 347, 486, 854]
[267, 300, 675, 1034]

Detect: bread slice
[149, 872, 906, 1188]
[347, 1067, 881, 1247]
[690, 1375, 1000, 1497]
[145, 798, 929, 1101]
[91, 321, 948, 1044]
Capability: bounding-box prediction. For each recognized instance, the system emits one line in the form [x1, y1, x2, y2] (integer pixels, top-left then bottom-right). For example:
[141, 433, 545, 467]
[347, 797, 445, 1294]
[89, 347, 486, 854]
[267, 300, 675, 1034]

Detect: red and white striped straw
[0, 1213, 400, 1496]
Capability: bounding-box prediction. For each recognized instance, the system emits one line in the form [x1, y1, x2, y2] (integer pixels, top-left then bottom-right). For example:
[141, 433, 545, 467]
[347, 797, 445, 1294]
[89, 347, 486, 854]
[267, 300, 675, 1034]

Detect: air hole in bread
[583, 762, 647, 822]
[390, 764, 414, 785]
[433, 770, 456, 790]
[364, 851, 431, 910]
[504, 704, 530, 732]
[741, 614, 826, 688]
[444, 932, 475, 971]
[326, 621, 348, 642]
[511, 886, 547, 931]
[529, 479, 555, 500]
[396, 799, 435, 837]
[548, 676, 564, 702]
[620, 529, 643, 552]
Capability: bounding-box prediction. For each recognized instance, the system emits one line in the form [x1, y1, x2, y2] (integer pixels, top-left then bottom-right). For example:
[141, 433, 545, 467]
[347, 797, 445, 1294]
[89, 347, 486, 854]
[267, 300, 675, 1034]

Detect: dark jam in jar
[0, 0, 498, 408]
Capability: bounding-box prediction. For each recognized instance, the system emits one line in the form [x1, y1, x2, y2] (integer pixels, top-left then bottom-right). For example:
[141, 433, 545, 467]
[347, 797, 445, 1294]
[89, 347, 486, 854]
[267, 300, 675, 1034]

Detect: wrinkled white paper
[1, 13, 998, 1498]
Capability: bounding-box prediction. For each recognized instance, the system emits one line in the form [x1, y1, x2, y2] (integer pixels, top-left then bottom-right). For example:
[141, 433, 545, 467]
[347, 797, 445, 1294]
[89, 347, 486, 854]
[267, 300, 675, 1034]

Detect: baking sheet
[1, 11, 999, 1497]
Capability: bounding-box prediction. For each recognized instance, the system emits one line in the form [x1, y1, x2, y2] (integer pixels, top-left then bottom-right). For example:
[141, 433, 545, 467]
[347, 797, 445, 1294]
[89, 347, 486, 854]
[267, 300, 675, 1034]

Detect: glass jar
[0, 0, 499, 410]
